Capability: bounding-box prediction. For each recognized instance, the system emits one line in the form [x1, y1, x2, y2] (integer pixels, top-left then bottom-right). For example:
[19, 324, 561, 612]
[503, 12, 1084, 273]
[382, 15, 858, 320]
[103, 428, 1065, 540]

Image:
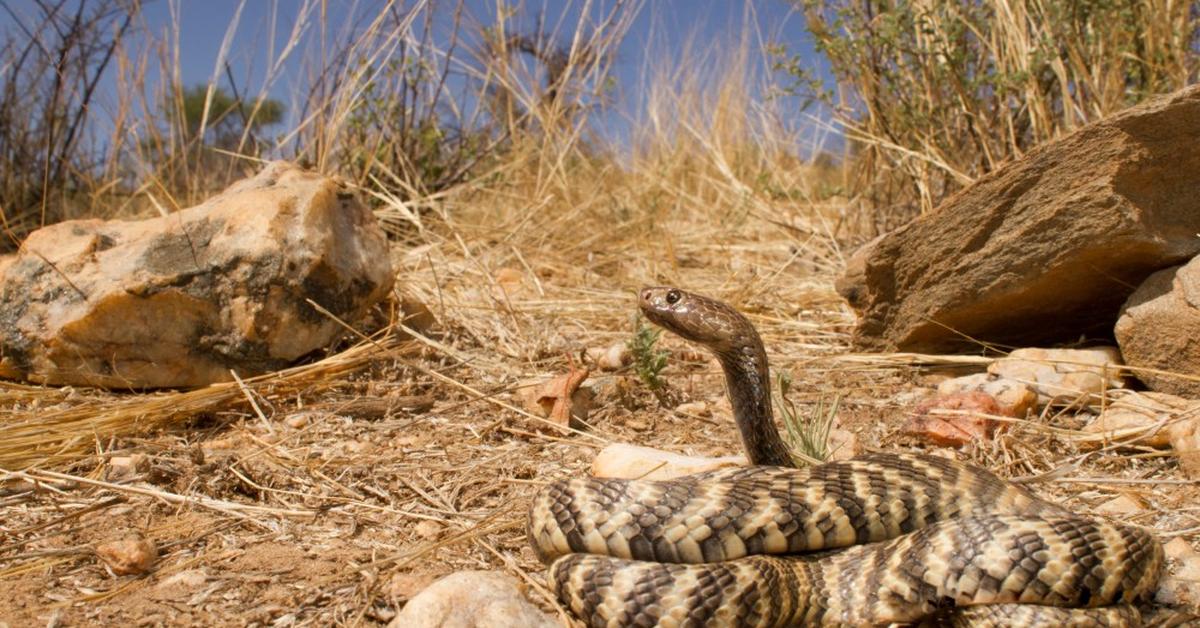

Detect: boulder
[1115, 259, 1200, 396]
[388, 571, 557, 628]
[838, 85, 1200, 352]
[0, 162, 393, 388]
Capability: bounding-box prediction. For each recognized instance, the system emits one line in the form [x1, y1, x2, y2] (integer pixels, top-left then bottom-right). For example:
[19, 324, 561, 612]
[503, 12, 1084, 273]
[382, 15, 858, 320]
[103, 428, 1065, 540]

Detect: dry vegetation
[2, 1, 1199, 626]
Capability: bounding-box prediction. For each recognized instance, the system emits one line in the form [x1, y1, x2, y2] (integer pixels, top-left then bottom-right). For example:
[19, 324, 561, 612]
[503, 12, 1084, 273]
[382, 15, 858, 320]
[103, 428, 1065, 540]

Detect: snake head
[638, 286, 751, 354]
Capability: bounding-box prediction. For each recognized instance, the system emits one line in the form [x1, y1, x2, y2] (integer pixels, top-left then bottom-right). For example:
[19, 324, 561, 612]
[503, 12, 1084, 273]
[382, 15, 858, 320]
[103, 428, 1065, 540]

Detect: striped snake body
[528, 287, 1165, 626]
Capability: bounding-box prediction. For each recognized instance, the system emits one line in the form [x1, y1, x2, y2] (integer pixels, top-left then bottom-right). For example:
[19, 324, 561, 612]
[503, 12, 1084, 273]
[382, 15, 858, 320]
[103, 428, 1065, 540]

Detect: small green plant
[628, 317, 670, 402]
[775, 371, 837, 465]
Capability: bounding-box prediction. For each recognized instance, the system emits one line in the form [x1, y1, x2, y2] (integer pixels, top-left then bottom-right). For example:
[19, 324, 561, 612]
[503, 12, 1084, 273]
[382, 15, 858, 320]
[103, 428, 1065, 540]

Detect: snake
[526, 286, 1168, 627]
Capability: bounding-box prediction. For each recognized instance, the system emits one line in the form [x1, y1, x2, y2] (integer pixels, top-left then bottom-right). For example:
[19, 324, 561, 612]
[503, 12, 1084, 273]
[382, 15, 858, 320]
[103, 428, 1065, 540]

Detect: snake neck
[717, 344, 794, 468]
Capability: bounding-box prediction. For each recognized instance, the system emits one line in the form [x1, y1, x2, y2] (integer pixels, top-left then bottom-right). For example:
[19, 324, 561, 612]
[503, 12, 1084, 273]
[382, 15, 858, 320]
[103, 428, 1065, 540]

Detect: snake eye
[665, 289, 681, 305]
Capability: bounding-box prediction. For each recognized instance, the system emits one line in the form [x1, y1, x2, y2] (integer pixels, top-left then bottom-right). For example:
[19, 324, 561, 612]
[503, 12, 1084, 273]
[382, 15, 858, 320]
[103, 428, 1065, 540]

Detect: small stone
[988, 347, 1125, 405]
[1082, 390, 1196, 448]
[937, 373, 1039, 417]
[1095, 495, 1144, 515]
[904, 391, 1005, 447]
[284, 413, 313, 429]
[825, 429, 859, 462]
[414, 521, 442, 539]
[1168, 416, 1200, 480]
[675, 401, 709, 416]
[387, 571, 557, 628]
[156, 569, 207, 591]
[107, 454, 148, 480]
[95, 536, 157, 575]
[624, 418, 650, 431]
[593, 342, 630, 371]
[591, 443, 746, 480]
[1156, 538, 1200, 607]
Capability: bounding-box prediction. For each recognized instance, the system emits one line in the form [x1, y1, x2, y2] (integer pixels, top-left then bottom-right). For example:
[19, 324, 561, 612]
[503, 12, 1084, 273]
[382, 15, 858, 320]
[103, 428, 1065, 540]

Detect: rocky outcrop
[1115, 259, 1200, 396]
[838, 85, 1200, 352]
[0, 162, 393, 388]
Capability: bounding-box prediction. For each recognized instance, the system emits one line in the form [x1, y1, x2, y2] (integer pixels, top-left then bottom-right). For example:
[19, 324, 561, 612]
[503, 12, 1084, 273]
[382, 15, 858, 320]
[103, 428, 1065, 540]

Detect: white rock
[591, 443, 746, 480]
[588, 342, 630, 371]
[387, 571, 556, 628]
[1156, 538, 1200, 607]
[988, 347, 1125, 405]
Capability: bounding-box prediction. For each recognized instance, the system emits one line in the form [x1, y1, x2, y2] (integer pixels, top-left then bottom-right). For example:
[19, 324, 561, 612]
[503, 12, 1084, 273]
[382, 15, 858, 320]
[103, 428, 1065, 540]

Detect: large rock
[0, 162, 393, 388]
[1115, 259, 1200, 396]
[838, 85, 1200, 352]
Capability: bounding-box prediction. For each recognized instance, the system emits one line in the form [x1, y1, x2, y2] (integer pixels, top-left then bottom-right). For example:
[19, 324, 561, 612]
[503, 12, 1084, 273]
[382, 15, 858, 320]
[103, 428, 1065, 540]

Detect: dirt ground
[2, 213, 1198, 627]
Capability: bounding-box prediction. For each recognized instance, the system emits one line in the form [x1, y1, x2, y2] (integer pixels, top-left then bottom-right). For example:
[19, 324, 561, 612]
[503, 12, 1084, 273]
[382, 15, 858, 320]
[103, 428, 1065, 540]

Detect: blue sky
[2, 0, 834, 153]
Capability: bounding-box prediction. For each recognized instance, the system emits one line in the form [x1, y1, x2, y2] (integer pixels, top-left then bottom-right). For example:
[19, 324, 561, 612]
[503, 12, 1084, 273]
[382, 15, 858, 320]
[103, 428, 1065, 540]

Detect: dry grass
[1, 2, 1198, 626]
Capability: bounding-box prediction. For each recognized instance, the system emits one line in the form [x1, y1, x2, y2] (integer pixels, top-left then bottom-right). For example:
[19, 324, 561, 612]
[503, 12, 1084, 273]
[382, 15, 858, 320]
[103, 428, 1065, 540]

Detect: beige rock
[1156, 538, 1200, 607]
[837, 85, 1200, 352]
[825, 428, 859, 462]
[414, 521, 443, 539]
[988, 347, 1125, 404]
[587, 342, 630, 371]
[387, 571, 440, 600]
[0, 161, 393, 388]
[674, 401, 709, 416]
[387, 571, 556, 628]
[95, 536, 157, 575]
[1169, 416, 1200, 480]
[591, 443, 746, 480]
[1095, 494, 1145, 515]
[1082, 390, 1196, 448]
[155, 569, 207, 591]
[107, 454, 148, 480]
[1116, 259, 1200, 396]
[283, 412, 314, 429]
[936, 373, 1039, 417]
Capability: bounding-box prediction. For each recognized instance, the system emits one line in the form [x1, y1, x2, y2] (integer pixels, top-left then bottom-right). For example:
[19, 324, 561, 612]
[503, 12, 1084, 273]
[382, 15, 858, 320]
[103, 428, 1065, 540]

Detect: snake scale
[527, 287, 1167, 627]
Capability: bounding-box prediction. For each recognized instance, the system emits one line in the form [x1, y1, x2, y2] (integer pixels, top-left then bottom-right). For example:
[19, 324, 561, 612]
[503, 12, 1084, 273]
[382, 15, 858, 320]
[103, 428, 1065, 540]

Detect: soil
[2, 216, 1198, 627]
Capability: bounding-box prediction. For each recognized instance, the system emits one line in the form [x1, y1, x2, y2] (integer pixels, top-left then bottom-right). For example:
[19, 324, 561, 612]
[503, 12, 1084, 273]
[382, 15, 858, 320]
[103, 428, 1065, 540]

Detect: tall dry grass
[801, 0, 1200, 228]
[0, 0, 853, 468]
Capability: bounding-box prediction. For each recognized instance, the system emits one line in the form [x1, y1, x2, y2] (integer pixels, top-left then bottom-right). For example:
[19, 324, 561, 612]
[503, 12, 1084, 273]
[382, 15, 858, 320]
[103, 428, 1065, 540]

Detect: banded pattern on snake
[527, 287, 1167, 627]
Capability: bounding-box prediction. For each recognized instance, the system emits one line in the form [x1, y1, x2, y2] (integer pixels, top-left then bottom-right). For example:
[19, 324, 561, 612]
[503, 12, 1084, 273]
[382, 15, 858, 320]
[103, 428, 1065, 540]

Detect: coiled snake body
[528, 287, 1165, 626]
